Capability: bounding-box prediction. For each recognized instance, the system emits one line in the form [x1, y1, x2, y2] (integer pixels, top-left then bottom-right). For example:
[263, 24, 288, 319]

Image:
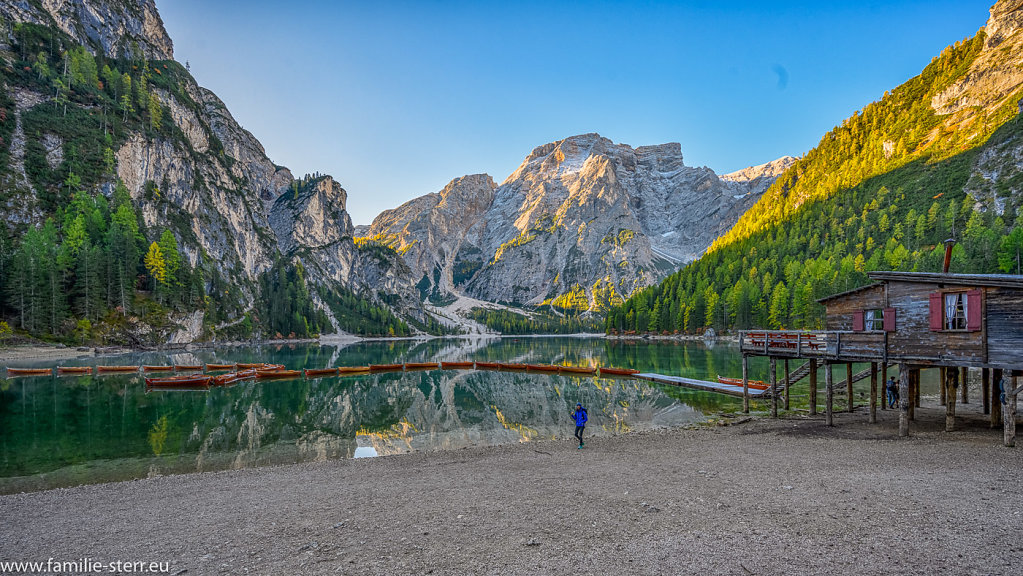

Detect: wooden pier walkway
[633, 373, 773, 398]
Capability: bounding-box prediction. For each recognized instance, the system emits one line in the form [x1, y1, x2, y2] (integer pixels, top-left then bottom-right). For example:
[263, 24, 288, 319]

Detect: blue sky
[159, 1, 992, 225]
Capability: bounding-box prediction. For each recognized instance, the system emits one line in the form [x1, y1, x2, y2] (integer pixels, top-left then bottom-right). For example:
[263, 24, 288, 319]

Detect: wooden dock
[634, 373, 772, 397]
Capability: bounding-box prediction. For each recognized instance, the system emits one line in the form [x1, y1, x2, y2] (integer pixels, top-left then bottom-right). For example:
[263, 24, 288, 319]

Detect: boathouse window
[928, 290, 982, 332]
[851, 307, 895, 332]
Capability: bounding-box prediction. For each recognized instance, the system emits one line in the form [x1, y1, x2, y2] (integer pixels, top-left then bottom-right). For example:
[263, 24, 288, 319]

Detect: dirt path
[1, 409, 1021, 575]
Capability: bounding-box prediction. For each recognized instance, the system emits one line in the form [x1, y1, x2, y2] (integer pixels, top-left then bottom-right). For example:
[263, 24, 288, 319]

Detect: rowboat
[142, 365, 173, 372]
[498, 363, 527, 371]
[369, 364, 403, 372]
[205, 363, 236, 371]
[236, 363, 265, 369]
[718, 376, 767, 389]
[598, 367, 640, 377]
[338, 366, 371, 375]
[559, 366, 597, 375]
[96, 365, 140, 373]
[213, 369, 257, 386]
[440, 361, 474, 369]
[474, 362, 500, 370]
[255, 369, 301, 379]
[526, 364, 559, 372]
[57, 366, 93, 375]
[145, 374, 212, 388]
[6, 367, 53, 376]
[174, 364, 203, 371]
[404, 362, 439, 370]
[304, 368, 338, 378]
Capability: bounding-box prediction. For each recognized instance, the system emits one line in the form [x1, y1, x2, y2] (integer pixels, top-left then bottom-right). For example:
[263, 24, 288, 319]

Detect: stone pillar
[869, 362, 878, 424]
[742, 355, 750, 414]
[946, 366, 958, 432]
[992, 369, 1003, 429]
[809, 359, 818, 416]
[770, 357, 778, 418]
[899, 365, 910, 437]
[826, 363, 834, 427]
[1005, 374, 1018, 448]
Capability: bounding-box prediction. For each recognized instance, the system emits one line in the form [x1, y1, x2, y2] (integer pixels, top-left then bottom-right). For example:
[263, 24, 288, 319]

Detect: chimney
[942, 238, 956, 273]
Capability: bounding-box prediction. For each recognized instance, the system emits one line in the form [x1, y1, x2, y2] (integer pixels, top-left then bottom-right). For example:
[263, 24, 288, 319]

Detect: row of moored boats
[3, 362, 642, 389]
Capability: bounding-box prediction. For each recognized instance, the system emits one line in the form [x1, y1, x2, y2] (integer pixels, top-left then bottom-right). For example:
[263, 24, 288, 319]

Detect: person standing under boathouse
[572, 403, 588, 449]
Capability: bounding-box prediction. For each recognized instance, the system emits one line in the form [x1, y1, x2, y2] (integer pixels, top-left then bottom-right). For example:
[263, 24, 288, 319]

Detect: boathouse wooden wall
[821, 280, 1023, 368]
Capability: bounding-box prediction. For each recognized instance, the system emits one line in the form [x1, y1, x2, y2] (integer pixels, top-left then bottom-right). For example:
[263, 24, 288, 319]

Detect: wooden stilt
[846, 362, 854, 412]
[869, 362, 878, 424]
[826, 363, 834, 427]
[1005, 374, 1018, 448]
[946, 366, 958, 432]
[940, 367, 947, 406]
[982, 367, 990, 415]
[783, 359, 790, 411]
[742, 355, 749, 414]
[809, 359, 818, 416]
[770, 357, 778, 418]
[961, 367, 969, 404]
[992, 369, 1003, 429]
[912, 370, 920, 423]
[899, 364, 910, 437]
[881, 364, 888, 411]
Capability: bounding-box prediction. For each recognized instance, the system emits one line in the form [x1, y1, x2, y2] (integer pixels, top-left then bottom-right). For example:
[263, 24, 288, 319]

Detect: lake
[0, 337, 774, 493]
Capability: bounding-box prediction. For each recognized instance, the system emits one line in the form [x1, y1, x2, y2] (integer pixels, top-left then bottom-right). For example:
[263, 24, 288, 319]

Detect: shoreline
[2, 410, 1019, 574]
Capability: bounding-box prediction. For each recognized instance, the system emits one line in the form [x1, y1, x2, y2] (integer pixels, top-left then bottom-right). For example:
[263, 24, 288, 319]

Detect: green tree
[998, 227, 1023, 274]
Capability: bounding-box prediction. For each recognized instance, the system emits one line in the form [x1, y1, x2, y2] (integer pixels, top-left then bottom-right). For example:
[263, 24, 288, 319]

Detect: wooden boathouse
[738, 270, 1023, 446]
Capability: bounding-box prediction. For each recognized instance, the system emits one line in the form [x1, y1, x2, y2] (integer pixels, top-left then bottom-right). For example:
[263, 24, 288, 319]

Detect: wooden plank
[992, 369, 1003, 429]
[826, 363, 834, 427]
[1004, 375, 1018, 448]
[846, 363, 854, 413]
[899, 364, 910, 437]
[946, 366, 957, 432]
[742, 355, 750, 414]
[983, 367, 991, 415]
[809, 359, 818, 416]
[784, 359, 791, 411]
[870, 362, 878, 424]
[771, 357, 778, 418]
[881, 364, 888, 411]
[961, 366, 969, 404]
[940, 366, 947, 406]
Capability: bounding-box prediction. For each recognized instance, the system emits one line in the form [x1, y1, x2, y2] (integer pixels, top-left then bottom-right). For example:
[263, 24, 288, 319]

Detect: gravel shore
[2, 406, 1021, 575]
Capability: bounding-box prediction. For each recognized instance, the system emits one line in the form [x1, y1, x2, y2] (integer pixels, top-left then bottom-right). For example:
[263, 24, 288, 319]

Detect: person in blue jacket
[572, 403, 588, 449]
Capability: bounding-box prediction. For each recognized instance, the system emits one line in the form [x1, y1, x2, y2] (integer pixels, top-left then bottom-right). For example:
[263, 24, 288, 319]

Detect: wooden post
[825, 363, 834, 426]
[1005, 374, 1018, 448]
[770, 357, 778, 418]
[742, 355, 750, 414]
[960, 367, 969, 404]
[783, 359, 790, 411]
[939, 367, 946, 406]
[881, 364, 888, 411]
[946, 366, 958, 432]
[869, 362, 878, 424]
[846, 362, 854, 412]
[914, 369, 921, 408]
[899, 364, 910, 437]
[982, 367, 990, 415]
[809, 359, 818, 416]
[912, 372, 920, 421]
[992, 369, 1003, 429]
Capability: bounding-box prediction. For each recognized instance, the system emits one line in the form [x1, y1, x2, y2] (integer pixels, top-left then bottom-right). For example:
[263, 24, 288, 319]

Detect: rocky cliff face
[0, 0, 423, 339]
[363, 133, 791, 311]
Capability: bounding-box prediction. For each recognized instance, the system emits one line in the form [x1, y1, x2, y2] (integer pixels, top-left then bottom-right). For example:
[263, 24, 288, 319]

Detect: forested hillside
[607, 19, 1023, 335]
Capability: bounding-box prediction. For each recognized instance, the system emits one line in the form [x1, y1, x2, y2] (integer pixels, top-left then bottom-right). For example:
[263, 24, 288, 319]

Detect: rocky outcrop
[1, 0, 173, 59]
[269, 176, 353, 255]
[364, 134, 790, 311]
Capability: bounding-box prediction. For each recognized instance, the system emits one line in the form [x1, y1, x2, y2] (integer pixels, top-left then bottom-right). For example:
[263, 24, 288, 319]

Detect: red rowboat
[474, 362, 500, 370]
[404, 362, 439, 370]
[369, 364, 403, 372]
[559, 366, 597, 375]
[142, 365, 173, 372]
[440, 362, 474, 369]
[57, 366, 93, 375]
[526, 364, 559, 372]
[498, 363, 527, 371]
[205, 363, 235, 371]
[304, 368, 338, 378]
[174, 365, 203, 372]
[6, 367, 53, 376]
[598, 367, 640, 377]
[718, 376, 767, 389]
[255, 369, 301, 379]
[338, 366, 371, 375]
[145, 374, 212, 388]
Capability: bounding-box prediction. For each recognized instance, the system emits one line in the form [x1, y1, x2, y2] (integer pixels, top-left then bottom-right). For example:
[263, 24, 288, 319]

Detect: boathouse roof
[817, 271, 1023, 304]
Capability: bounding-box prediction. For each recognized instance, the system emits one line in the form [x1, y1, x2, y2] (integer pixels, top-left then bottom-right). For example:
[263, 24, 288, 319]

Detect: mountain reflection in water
[0, 338, 749, 492]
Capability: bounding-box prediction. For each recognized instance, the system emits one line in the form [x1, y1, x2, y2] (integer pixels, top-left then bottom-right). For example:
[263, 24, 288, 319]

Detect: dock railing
[740, 330, 886, 361]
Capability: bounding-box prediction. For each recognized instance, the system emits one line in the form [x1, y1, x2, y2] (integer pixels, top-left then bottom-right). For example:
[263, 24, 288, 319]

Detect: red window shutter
[966, 289, 982, 332]
[883, 307, 896, 332]
[929, 292, 942, 331]
[852, 310, 864, 331]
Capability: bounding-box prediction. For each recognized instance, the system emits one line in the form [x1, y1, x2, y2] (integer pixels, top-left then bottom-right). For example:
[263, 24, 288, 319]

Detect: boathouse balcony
[739, 330, 885, 362]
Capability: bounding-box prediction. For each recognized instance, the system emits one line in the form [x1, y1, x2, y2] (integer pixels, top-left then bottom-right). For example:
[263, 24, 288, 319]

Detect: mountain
[0, 0, 423, 343]
[608, 0, 1023, 335]
[361, 133, 793, 313]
